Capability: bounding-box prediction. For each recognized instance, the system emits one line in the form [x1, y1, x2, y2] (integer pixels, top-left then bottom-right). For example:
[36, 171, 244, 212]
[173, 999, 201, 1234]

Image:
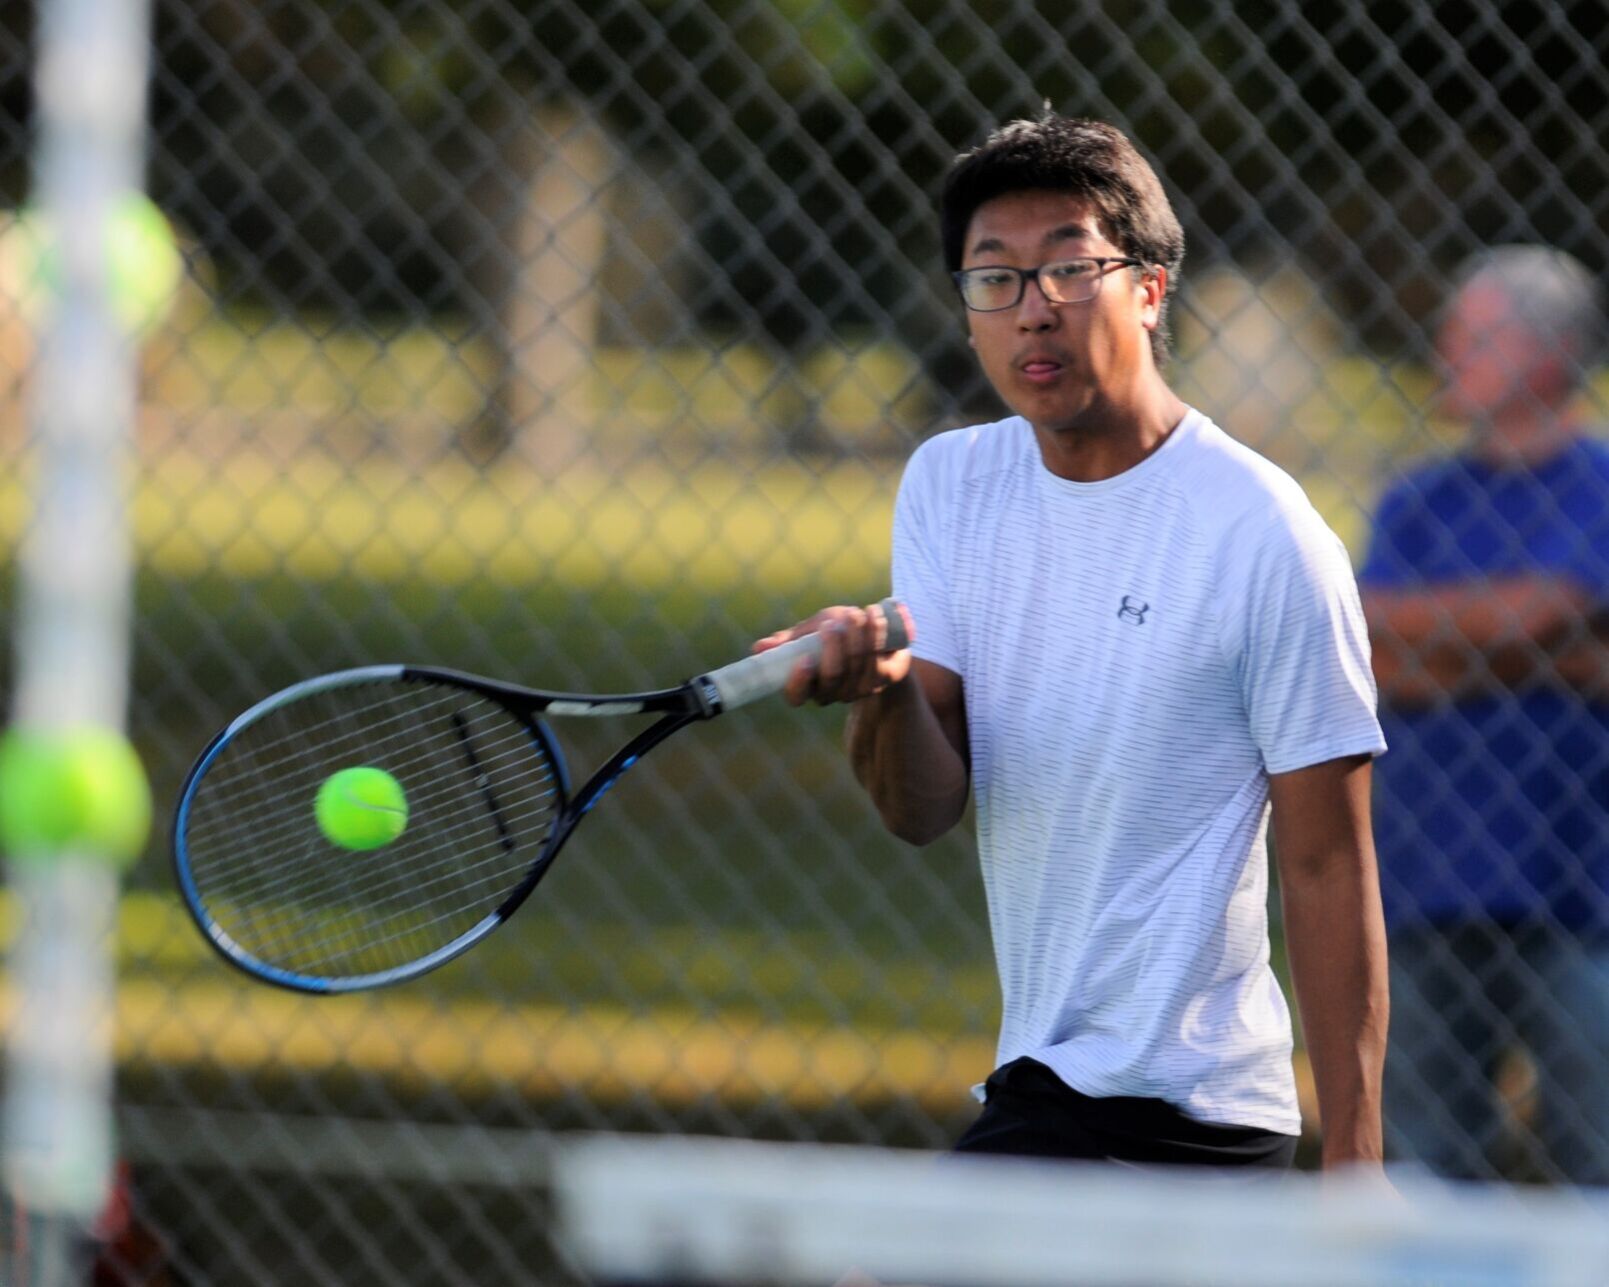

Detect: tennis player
[757, 114, 1389, 1170]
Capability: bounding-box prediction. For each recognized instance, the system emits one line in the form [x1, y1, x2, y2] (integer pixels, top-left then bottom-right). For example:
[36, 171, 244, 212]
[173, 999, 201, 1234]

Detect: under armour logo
[1116, 595, 1150, 625]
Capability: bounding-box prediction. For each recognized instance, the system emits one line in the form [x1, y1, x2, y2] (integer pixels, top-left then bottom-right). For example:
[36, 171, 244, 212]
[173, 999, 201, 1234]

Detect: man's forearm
[1365, 578, 1586, 654]
[1552, 637, 1609, 699]
[1366, 578, 1595, 705]
[1369, 632, 1478, 704]
[1280, 861, 1389, 1167]
[846, 673, 968, 846]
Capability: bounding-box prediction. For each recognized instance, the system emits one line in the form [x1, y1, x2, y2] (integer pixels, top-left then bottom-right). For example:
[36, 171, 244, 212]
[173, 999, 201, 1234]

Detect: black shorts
[953, 1057, 1299, 1169]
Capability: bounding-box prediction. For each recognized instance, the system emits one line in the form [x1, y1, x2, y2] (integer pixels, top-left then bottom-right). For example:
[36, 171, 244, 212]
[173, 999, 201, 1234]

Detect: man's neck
[1033, 381, 1189, 483]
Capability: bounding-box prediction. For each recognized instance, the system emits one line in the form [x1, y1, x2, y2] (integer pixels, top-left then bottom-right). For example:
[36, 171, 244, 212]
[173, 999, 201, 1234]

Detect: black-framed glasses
[951, 257, 1147, 312]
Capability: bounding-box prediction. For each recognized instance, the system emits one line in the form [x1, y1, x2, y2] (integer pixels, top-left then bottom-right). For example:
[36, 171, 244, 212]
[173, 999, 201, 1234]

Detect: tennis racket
[171, 600, 911, 994]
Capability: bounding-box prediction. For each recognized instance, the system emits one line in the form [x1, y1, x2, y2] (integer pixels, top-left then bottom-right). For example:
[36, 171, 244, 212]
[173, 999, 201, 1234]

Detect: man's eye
[1046, 260, 1096, 281]
[975, 270, 1017, 288]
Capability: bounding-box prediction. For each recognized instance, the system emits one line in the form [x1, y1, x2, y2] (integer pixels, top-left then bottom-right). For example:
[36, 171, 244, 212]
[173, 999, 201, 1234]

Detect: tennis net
[554, 1133, 1609, 1286]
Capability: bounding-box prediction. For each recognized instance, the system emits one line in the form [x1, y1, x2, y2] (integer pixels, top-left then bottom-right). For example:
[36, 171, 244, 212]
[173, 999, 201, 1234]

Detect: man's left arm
[1268, 754, 1389, 1170]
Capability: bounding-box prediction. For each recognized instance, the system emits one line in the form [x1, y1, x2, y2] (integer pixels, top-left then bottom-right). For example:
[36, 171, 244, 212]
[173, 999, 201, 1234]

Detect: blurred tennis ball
[0, 727, 153, 867]
[0, 191, 182, 337]
[315, 767, 409, 851]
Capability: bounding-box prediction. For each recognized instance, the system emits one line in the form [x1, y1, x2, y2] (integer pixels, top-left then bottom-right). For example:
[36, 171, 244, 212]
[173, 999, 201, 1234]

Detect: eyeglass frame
[950, 256, 1151, 312]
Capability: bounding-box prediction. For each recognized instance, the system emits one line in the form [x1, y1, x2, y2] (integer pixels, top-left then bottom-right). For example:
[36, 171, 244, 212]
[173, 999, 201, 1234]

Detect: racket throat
[568, 711, 700, 820]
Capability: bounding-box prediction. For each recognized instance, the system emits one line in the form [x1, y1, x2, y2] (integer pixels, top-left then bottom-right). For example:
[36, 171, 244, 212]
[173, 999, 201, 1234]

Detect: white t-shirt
[891, 408, 1385, 1135]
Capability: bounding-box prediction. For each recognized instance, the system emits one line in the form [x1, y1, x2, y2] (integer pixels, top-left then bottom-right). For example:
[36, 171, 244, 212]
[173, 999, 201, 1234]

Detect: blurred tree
[0, 3, 31, 206]
[129, 0, 1607, 392]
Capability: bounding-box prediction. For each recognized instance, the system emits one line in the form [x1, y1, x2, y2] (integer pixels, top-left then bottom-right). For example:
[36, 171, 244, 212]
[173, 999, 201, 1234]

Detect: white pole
[4, 0, 152, 1278]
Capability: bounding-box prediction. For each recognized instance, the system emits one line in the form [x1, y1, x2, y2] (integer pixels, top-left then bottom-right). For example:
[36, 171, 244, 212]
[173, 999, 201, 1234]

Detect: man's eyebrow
[1045, 223, 1096, 246]
[967, 223, 1097, 259]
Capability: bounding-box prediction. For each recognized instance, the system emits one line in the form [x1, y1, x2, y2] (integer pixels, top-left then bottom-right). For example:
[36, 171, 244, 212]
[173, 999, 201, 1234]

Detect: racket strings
[194, 691, 547, 866]
[192, 729, 561, 901]
[222, 694, 454, 778]
[204, 790, 561, 962]
[190, 710, 553, 973]
[179, 681, 563, 980]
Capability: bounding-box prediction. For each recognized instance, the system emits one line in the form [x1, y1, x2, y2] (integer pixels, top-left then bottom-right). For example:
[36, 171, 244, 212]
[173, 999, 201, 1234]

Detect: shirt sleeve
[890, 441, 962, 674]
[1228, 499, 1387, 776]
[1563, 447, 1609, 603]
[1357, 478, 1422, 590]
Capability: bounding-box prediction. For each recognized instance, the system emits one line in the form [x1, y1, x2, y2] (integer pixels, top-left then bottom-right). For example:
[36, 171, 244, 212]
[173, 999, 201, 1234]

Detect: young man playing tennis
[758, 114, 1389, 1170]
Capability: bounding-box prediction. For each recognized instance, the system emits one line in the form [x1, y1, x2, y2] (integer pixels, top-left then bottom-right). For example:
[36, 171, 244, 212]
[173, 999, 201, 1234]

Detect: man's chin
[1438, 380, 1523, 424]
[1010, 395, 1101, 435]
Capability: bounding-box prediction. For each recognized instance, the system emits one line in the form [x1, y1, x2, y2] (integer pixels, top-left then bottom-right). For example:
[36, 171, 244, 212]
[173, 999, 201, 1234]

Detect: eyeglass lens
[958, 259, 1109, 311]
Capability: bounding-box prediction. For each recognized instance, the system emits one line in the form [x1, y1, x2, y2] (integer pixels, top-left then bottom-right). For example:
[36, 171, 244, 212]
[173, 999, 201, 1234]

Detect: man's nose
[1016, 275, 1059, 330]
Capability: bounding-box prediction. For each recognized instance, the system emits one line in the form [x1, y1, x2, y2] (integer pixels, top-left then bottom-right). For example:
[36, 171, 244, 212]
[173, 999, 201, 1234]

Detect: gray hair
[1452, 245, 1605, 378]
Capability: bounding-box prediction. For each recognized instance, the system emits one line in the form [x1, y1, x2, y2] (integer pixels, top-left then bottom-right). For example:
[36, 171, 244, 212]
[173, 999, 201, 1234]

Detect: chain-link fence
[3, 0, 1608, 1281]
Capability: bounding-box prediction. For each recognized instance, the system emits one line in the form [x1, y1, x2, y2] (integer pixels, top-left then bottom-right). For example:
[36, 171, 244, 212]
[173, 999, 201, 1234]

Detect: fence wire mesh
[3, 0, 1609, 1281]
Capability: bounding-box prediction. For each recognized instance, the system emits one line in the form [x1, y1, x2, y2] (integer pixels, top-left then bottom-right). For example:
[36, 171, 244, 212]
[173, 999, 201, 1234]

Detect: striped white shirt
[892, 408, 1384, 1135]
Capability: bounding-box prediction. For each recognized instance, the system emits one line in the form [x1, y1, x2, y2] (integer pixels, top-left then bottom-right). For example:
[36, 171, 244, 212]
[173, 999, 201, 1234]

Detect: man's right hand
[757, 601, 968, 845]
[752, 602, 913, 708]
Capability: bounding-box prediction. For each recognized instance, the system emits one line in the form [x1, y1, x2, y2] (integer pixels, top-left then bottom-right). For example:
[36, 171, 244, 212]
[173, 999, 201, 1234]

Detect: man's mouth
[1019, 358, 1064, 383]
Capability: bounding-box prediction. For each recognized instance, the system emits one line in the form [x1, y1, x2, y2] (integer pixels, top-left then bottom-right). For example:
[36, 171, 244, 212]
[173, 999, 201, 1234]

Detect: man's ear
[1140, 266, 1167, 330]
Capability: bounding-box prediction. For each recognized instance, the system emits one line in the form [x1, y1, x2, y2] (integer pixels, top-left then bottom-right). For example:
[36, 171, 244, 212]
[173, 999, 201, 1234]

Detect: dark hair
[940, 114, 1186, 363]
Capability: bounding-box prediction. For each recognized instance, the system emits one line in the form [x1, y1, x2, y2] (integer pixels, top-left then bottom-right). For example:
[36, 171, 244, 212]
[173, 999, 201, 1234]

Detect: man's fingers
[815, 619, 849, 689]
[753, 618, 820, 654]
[781, 651, 817, 707]
[757, 602, 902, 705]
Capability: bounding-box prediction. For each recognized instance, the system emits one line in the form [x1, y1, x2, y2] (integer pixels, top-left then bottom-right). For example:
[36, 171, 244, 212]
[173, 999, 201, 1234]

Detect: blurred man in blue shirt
[1360, 246, 1609, 1183]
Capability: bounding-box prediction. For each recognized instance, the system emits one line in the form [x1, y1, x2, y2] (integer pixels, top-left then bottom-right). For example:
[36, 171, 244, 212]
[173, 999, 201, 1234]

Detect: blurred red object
[91, 1161, 170, 1287]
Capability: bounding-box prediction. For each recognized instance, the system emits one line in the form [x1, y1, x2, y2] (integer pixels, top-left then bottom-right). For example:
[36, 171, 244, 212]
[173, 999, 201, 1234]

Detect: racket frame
[171, 601, 911, 993]
[172, 666, 710, 993]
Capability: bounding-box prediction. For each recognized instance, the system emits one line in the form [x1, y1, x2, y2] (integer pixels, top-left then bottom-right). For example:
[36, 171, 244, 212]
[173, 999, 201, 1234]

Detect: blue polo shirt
[1359, 437, 1609, 934]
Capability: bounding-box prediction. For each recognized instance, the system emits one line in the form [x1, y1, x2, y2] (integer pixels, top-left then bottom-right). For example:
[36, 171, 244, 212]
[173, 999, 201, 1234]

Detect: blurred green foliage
[0, 0, 1573, 359]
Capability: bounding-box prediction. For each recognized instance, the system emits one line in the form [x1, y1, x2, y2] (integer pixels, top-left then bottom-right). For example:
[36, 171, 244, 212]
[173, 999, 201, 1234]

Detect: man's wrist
[1319, 1125, 1384, 1169]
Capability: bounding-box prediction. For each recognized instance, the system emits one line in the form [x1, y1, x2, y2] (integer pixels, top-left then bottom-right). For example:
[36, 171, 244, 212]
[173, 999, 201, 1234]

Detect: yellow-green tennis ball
[0, 727, 152, 867]
[315, 767, 409, 851]
[0, 731, 75, 854]
[0, 192, 182, 337]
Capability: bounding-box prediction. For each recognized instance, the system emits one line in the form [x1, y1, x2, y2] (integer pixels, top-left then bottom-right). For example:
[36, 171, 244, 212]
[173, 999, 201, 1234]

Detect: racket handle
[704, 598, 913, 713]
